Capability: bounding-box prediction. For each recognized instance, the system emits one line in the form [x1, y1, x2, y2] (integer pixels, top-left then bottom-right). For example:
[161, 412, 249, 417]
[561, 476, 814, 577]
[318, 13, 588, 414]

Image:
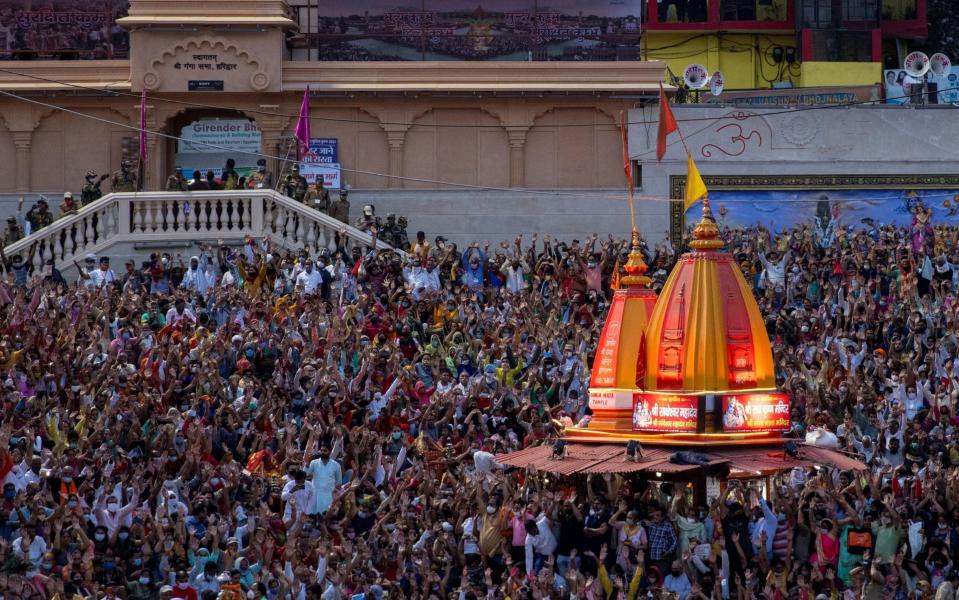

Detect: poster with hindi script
[721, 393, 790, 433]
[0, 0, 129, 59]
[632, 393, 698, 433]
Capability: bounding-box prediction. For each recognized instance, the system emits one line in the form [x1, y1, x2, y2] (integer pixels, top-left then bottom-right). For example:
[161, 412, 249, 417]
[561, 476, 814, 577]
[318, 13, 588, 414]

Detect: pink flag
[138, 90, 147, 163]
[293, 86, 311, 161]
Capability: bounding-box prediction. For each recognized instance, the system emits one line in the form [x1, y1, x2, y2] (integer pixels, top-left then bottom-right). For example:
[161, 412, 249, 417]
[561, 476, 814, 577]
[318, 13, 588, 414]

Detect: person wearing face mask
[405, 255, 441, 301]
[171, 569, 198, 600]
[94, 491, 138, 537]
[461, 244, 487, 292]
[872, 508, 904, 564]
[663, 559, 692, 600]
[125, 568, 155, 600]
[609, 503, 647, 571]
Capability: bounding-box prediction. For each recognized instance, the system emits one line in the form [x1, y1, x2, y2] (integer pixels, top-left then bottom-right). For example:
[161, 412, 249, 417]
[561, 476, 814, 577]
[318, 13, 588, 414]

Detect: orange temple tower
[568, 196, 788, 445]
[499, 197, 863, 481]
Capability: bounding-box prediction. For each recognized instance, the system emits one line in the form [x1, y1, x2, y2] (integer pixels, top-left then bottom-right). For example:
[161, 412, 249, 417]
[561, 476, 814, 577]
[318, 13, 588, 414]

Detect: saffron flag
[619, 111, 632, 191]
[293, 86, 311, 161]
[138, 90, 147, 163]
[656, 83, 678, 161]
[611, 259, 621, 291]
[684, 152, 708, 211]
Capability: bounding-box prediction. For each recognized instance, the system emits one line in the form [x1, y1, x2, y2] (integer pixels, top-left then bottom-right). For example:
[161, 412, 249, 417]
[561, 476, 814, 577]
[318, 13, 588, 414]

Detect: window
[658, 0, 710, 23]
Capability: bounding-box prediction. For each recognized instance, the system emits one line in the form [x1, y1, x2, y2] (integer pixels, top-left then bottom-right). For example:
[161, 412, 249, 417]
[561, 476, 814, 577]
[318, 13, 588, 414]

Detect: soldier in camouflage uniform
[81, 170, 109, 206]
[328, 189, 350, 224]
[25, 197, 53, 233]
[3, 215, 23, 246]
[165, 166, 189, 192]
[383, 213, 398, 246]
[394, 215, 411, 250]
[111, 160, 137, 193]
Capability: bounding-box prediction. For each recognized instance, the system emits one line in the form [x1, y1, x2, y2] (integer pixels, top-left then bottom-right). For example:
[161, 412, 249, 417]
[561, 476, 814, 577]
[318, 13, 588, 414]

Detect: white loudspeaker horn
[683, 63, 709, 90]
[930, 53, 952, 76]
[903, 51, 930, 78]
[709, 71, 725, 96]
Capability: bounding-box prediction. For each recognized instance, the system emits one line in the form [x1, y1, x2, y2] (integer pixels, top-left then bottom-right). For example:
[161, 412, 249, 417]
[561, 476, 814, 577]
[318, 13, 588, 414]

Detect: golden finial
[689, 193, 724, 250]
[621, 229, 652, 287]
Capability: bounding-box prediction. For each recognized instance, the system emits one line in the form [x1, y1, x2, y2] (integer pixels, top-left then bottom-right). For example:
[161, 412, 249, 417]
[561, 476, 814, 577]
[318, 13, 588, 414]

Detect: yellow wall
[799, 62, 882, 87]
[644, 33, 799, 90]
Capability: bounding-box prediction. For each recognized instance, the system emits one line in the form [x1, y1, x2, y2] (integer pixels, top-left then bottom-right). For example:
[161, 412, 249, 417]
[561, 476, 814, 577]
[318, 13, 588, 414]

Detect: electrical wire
[2, 64, 951, 131]
[1, 86, 958, 207]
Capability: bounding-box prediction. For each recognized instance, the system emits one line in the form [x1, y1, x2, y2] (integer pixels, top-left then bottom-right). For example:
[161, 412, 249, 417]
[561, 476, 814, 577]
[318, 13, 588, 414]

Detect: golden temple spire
[621, 228, 652, 287]
[689, 193, 724, 251]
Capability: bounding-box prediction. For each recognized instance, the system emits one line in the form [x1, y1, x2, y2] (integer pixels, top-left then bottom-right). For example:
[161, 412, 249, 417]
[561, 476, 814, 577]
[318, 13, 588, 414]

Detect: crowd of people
[0, 200, 957, 600]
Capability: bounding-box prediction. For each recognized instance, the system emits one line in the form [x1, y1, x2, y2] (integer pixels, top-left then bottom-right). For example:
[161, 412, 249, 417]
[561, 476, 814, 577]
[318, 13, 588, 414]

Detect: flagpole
[619, 111, 637, 233]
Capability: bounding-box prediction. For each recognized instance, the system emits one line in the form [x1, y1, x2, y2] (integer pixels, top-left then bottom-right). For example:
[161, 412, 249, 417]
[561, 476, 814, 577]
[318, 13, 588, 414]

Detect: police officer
[81, 170, 109, 205]
[58, 192, 78, 219]
[328, 188, 350, 224]
[247, 159, 273, 189]
[165, 166, 189, 191]
[282, 164, 308, 203]
[304, 178, 330, 211]
[111, 160, 137, 193]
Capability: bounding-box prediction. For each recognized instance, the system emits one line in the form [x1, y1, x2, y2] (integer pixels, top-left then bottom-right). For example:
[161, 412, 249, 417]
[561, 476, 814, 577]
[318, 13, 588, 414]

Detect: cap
[175, 166, 182, 171]
[160, 585, 174, 593]
[63, 192, 73, 199]
[84, 253, 96, 262]
[86, 170, 97, 177]
[441, 521, 453, 532]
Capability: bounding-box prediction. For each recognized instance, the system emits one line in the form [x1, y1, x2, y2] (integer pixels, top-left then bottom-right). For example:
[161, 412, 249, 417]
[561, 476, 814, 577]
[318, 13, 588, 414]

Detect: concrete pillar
[506, 127, 529, 188]
[257, 105, 289, 181]
[382, 125, 409, 189]
[12, 131, 32, 193]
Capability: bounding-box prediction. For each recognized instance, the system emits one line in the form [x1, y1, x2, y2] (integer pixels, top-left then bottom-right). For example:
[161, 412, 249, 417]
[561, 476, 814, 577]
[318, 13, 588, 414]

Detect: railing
[3, 190, 400, 272]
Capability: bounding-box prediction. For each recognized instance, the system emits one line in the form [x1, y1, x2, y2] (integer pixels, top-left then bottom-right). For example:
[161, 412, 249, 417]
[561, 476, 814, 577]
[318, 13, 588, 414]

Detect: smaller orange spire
[689, 193, 724, 251]
[621, 229, 652, 287]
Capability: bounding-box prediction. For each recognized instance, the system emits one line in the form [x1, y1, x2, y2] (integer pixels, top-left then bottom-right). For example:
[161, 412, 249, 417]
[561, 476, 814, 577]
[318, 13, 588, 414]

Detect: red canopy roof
[496, 442, 865, 476]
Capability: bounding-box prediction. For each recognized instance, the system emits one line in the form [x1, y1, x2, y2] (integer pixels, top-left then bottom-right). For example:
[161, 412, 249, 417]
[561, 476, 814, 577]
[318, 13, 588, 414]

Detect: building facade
[0, 0, 670, 246]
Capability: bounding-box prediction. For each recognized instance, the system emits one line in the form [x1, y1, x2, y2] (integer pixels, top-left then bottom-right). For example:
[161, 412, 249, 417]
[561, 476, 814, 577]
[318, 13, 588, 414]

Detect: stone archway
[161, 107, 260, 188]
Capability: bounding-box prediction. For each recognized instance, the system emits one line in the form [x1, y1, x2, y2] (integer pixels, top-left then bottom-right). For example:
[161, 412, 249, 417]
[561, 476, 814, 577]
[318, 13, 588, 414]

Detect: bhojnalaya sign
[721, 393, 790, 432]
[632, 393, 698, 433]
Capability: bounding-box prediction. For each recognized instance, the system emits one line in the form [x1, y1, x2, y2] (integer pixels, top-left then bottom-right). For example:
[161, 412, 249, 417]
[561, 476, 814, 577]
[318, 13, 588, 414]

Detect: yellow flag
[684, 152, 707, 211]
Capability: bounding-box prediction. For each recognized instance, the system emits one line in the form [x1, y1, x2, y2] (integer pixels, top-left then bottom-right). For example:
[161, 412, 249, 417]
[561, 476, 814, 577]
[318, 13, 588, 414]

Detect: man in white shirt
[472, 440, 506, 477]
[12, 524, 47, 567]
[295, 258, 324, 296]
[308, 443, 342, 515]
[89, 256, 117, 288]
[3, 453, 41, 492]
[524, 513, 558, 576]
[280, 469, 315, 524]
[405, 256, 441, 301]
